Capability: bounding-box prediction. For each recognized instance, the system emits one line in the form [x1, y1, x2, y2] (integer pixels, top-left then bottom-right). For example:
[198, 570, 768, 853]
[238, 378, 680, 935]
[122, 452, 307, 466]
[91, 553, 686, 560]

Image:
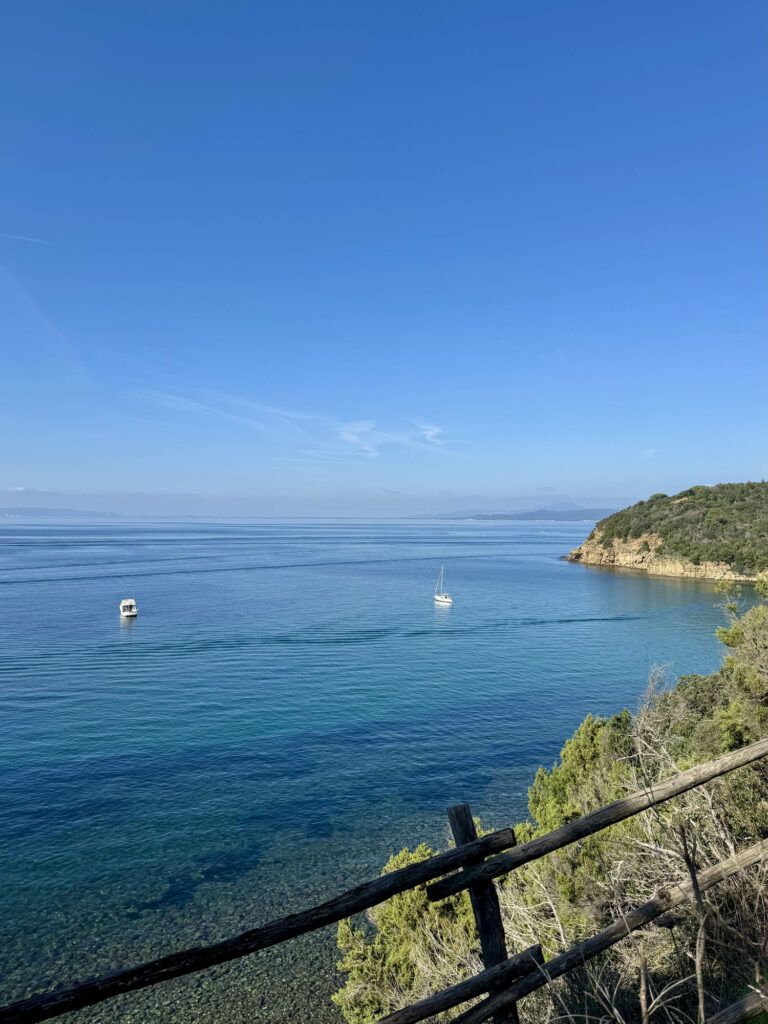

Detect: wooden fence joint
[448, 804, 519, 1024]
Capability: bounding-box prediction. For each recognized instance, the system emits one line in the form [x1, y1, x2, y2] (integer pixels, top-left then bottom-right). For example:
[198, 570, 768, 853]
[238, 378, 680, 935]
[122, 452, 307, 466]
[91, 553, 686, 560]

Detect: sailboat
[433, 566, 453, 605]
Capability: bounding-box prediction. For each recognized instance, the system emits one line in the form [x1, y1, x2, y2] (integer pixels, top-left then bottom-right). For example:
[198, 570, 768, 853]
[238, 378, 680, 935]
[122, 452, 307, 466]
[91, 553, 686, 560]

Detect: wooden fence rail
[708, 989, 768, 1024]
[377, 946, 544, 1024]
[378, 840, 768, 1024]
[447, 839, 768, 1024]
[427, 735, 768, 901]
[1, 736, 767, 1024]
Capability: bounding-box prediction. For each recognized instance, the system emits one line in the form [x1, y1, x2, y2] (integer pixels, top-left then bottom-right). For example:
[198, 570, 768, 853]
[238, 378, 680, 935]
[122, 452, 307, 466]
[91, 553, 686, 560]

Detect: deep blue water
[0, 520, 728, 1021]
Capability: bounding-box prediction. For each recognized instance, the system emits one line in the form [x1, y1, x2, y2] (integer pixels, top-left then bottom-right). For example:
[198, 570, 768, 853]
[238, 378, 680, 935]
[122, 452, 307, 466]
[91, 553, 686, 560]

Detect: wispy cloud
[203, 391, 319, 435]
[413, 422, 444, 447]
[140, 390, 265, 430]
[0, 232, 53, 246]
[139, 388, 461, 461]
[238, 401, 315, 421]
[338, 420, 381, 457]
[336, 419, 457, 458]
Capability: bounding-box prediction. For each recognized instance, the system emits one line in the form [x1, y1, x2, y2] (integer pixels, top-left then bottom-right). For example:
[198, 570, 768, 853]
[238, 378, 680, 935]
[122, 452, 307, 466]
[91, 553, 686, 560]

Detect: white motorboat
[433, 566, 452, 605]
[119, 598, 138, 618]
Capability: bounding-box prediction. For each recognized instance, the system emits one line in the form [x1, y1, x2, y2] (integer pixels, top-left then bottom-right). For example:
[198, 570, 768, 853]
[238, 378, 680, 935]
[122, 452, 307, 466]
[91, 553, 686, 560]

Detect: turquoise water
[0, 520, 727, 1021]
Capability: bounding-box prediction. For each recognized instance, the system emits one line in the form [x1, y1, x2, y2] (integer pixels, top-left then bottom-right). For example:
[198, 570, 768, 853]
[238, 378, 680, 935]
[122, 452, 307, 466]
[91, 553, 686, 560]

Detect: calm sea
[0, 519, 728, 1022]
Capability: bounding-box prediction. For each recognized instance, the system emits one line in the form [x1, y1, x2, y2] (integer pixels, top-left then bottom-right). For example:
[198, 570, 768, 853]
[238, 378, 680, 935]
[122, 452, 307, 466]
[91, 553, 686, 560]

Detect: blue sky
[1, 1, 766, 514]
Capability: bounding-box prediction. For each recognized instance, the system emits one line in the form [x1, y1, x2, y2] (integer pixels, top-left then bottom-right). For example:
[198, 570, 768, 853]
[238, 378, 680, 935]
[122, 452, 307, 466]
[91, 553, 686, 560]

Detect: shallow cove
[0, 519, 727, 1021]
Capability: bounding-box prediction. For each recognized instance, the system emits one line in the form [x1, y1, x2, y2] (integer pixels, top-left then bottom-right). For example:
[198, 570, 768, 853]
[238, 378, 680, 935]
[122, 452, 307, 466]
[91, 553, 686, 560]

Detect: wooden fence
[2, 736, 768, 1024]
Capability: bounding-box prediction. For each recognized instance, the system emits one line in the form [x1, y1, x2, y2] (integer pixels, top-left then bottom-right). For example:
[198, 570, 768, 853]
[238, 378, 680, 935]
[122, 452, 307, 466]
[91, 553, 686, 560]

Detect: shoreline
[566, 532, 756, 583]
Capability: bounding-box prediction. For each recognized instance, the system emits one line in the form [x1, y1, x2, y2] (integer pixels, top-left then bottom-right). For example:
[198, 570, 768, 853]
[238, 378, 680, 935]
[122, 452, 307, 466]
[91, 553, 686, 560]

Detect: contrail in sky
[0, 232, 53, 245]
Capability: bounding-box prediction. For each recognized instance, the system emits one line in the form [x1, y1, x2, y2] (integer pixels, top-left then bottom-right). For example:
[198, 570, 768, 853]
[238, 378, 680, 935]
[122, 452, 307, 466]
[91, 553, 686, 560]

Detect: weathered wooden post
[448, 804, 520, 1024]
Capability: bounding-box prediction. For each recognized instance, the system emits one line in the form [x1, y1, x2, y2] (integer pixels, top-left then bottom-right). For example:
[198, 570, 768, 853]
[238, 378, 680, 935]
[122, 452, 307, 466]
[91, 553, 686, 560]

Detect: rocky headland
[566, 530, 754, 580]
[565, 482, 768, 582]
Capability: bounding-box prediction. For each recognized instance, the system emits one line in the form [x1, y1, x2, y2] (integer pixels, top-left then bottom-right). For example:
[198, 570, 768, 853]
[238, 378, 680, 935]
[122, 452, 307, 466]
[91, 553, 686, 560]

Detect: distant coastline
[0, 506, 125, 519]
[412, 507, 617, 523]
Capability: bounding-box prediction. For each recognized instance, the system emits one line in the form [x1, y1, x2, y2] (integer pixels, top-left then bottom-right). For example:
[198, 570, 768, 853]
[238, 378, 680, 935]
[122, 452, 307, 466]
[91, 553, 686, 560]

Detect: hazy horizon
[0, 486, 631, 518]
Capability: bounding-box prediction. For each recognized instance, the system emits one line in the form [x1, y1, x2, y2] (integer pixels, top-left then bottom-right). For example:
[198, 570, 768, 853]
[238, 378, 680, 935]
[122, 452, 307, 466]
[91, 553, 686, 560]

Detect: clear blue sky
[1, 1, 766, 514]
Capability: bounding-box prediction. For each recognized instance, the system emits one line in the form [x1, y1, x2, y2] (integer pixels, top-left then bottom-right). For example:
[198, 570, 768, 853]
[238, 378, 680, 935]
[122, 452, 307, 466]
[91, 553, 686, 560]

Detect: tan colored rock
[566, 531, 754, 582]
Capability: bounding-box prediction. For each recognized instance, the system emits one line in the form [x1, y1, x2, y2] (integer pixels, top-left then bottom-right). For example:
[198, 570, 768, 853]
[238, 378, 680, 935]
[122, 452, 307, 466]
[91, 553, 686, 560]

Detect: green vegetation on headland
[333, 576, 768, 1022]
[568, 481, 768, 578]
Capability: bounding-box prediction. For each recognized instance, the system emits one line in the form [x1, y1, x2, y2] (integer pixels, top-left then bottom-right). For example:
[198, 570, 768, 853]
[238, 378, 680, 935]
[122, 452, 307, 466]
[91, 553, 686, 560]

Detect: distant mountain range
[471, 508, 616, 521]
[416, 507, 617, 522]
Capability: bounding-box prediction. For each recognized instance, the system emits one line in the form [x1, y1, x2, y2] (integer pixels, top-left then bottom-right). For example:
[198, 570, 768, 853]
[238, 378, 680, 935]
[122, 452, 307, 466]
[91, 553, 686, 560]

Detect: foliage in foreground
[333, 577, 768, 1023]
[590, 481, 768, 574]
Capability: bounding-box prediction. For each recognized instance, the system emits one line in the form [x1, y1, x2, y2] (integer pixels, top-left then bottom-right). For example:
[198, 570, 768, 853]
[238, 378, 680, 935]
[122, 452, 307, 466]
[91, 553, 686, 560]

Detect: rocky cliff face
[566, 531, 754, 581]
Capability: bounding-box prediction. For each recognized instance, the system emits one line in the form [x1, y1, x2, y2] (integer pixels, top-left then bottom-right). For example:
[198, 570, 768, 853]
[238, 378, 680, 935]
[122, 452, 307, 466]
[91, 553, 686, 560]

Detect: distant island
[567, 481, 768, 580]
